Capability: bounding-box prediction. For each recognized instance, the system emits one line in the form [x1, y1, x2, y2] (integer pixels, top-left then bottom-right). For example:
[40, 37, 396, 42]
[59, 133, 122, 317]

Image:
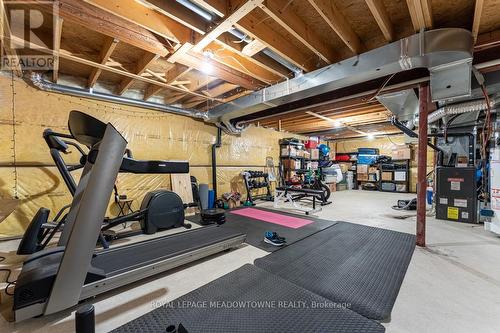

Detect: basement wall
[333, 135, 436, 193]
[0, 75, 294, 238]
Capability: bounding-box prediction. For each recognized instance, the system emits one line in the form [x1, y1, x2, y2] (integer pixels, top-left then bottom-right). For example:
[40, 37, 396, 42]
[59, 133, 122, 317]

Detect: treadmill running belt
[91, 226, 243, 276]
[111, 264, 384, 333]
[187, 207, 335, 252]
[255, 222, 415, 320]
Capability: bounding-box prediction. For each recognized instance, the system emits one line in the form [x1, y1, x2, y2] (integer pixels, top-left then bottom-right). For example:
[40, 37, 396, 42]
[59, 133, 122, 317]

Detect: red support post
[416, 82, 429, 247]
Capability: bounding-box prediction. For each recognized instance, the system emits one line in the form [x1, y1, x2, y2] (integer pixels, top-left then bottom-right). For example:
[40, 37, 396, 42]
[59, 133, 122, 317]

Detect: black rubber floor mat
[186, 207, 336, 252]
[255, 222, 416, 320]
[111, 264, 384, 333]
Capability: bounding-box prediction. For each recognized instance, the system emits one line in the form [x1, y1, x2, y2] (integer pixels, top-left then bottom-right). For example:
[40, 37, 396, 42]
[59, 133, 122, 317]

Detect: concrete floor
[1, 190, 500, 332]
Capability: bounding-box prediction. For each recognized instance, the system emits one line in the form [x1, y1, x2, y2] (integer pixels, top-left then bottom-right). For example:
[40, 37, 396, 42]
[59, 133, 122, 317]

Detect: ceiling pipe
[427, 94, 499, 123]
[227, 28, 302, 76]
[207, 28, 475, 130]
[28, 72, 209, 121]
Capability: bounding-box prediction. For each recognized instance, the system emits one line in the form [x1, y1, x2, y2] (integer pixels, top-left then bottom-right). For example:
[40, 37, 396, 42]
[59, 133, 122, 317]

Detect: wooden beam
[307, 0, 363, 54]
[365, 0, 394, 42]
[189, 0, 227, 17]
[184, 82, 239, 108]
[236, 13, 316, 72]
[192, 0, 264, 52]
[83, 0, 186, 43]
[261, 0, 336, 63]
[144, 0, 208, 35]
[0, 0, 23, 77]
[242, 39, 266, 56]
[52, 18, 64, 82]
[406, 0, 433, 32]
[117, 52, 160, 95]
[87, 37, 119, 88]
[34, 0, 169, 56]
[204, 41, 282, 84]
[8, 35, 215, 101]
[175, 51, 262, 90]
[217, 32, 290, 77]
[472, 0, 485, 43]
[475, 29, 500, 51]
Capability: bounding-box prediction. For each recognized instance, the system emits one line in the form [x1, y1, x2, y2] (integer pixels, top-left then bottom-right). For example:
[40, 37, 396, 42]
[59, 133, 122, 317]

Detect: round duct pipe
[28, 72, 209, 121]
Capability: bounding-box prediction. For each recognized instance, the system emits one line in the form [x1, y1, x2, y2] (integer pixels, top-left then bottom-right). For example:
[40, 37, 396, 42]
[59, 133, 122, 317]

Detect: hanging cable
[10, 71, 19, 199]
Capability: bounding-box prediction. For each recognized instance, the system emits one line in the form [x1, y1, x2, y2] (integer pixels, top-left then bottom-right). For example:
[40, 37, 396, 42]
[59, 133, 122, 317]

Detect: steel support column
[417, 83, 429, 247]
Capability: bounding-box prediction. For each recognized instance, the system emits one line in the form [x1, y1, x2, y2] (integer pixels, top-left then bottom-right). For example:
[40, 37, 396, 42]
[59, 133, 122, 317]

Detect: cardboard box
[281, 146, 298, 157]
[368, 173, 377, 181]
[357, 164, 368, 174]
[283, 159, 301, 169]
[392, 147, 411, 160]
[308, 148, 319, 160]
[303, 151, 311, 159]
[382, 171, 393, 181]
[357, 173, 368, 181]
[328, 183, 336, 192]
[368, 166, 378, 174]
[396, 184, 407, 192]
[339, 163, 351, 173]
[394, 171, 407, 181]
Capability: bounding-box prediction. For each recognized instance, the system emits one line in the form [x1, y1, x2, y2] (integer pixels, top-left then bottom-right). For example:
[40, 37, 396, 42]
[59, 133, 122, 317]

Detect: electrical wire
[0, 256, 16, 296]
[364, 73, 397, 102]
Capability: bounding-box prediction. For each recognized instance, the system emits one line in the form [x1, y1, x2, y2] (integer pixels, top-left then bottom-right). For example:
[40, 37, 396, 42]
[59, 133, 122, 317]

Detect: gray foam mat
[186, 207, 336, 252]
[255, 222, 416, 320]
[111, 264, 384, 333]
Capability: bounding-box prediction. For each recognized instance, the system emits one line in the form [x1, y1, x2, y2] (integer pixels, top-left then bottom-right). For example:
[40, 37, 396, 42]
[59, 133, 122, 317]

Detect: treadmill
[13, 112, 245, 321]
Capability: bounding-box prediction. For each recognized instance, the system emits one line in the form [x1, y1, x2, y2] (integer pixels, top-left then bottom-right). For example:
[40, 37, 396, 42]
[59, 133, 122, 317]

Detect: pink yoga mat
[230, 208, 312, 229]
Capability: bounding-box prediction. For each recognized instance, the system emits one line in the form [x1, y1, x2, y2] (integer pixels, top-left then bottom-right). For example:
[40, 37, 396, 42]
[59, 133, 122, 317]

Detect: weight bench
[274, 186, 329, 215]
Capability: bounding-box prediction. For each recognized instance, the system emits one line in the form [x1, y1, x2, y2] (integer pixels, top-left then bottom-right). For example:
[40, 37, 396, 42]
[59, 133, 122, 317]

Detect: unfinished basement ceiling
[6, 0, 500, 139]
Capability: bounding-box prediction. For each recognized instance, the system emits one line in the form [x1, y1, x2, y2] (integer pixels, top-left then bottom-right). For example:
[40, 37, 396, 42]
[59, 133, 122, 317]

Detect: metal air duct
[207, 28, 474, 131]
[28, 72, 209, 120]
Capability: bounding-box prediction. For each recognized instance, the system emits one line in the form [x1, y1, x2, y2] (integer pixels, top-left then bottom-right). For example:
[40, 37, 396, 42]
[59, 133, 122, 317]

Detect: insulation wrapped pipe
[28, 72, 210, 121]
[427, 94, 499, 123]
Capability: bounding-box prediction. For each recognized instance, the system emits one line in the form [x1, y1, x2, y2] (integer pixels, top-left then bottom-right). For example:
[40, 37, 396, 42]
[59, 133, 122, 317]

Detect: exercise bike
[17, 111, 196, 254]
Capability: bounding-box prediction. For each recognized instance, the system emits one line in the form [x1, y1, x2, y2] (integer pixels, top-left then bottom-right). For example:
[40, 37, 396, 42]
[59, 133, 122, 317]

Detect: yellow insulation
[0, 76, 296, 238]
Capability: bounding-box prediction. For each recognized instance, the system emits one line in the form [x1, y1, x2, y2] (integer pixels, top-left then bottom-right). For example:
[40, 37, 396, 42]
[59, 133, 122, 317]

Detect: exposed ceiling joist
[52, 18, 64, 83]
[472, 0, 485, 43]
[365, 0, 394, 42]
[204, 41, 282, 84]
[406, 0, 433, 31]
[35, 0, 169, 56]
[192, 0, 264, 53]
[190, 0, 227, 18]
[183, 82, 239, 108]
[117, 52, 160, 95]
[174, 51, 262, 90]
[261, 0, 336, 63]
[217, 32, 290, 77]
[9, 35, 216, 101]
[236, 13, 316, 72]
[241, 39, 266, 56]
[144, 0, 208, 35]
[307, 0, 363, 54]
[83, 0, 185, 43]
[87, 37, 119, 88]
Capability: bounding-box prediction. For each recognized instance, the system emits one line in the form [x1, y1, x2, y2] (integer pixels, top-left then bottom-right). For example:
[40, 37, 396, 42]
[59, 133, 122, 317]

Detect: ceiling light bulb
[367, 133, 375, 140]
[201, 61, 213, 74]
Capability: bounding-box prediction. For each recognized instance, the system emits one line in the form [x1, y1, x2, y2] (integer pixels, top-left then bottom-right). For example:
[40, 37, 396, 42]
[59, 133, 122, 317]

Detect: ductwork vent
[376, 89, 419, 122]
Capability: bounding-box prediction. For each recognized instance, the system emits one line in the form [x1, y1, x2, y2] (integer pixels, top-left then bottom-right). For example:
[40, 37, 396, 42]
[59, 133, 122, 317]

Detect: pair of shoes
[264, 231, 286, 246]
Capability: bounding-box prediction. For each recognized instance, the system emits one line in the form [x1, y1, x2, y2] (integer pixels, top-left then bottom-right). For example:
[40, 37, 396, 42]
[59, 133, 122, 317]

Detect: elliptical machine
[17, 111, 196, 254]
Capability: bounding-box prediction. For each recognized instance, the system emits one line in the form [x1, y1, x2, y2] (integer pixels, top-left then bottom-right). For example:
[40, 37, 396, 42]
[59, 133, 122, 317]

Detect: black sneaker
[264, 231, 286, 246]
